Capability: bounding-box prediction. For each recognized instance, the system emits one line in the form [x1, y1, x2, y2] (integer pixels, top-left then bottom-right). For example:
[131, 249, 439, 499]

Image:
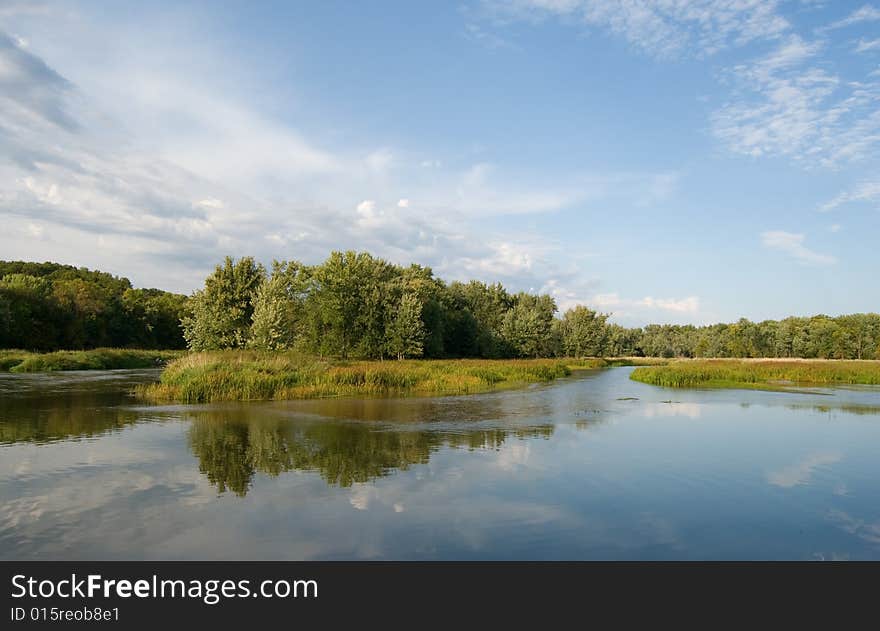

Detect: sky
[0, 0, 878, 326]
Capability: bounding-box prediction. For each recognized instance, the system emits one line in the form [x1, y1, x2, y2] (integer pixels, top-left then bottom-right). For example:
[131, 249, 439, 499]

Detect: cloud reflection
[766, 451, 842, 488]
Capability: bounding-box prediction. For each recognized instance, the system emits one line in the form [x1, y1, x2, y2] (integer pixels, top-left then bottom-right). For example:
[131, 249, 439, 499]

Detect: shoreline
[0, 348, 184, 373]
[630, 358, 880, 391]
[133, 352, 665, 403]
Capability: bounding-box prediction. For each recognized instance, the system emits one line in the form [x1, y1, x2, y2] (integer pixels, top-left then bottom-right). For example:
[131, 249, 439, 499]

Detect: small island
[2, 254, 880, 400]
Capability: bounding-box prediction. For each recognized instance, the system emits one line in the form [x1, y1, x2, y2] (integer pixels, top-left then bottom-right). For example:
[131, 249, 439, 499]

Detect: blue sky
[0, 1, 878, 326]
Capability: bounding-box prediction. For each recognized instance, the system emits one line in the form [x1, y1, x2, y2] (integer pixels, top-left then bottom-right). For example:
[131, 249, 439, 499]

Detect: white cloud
[855, 38, 880, 53]
[194, 198, 224, 209]
[480, 0, 790, 58]
[581, 292, 704, 324]
[820, 181, 880, 211]
[4, 21, 643, 294]
[592, 292, 699, 313]
[365, 149, 393, 173]
[458, 241, 535, 276]
[821, 4, 880, 31]
[356, 199, 377, 215]
[480, 2, 879, 170]
[639, 295, 700, 313]
[711, 35, 880, 167]
[761, 230, 836, 265]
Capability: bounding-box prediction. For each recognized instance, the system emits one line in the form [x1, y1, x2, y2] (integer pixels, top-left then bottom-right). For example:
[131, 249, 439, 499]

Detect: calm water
[2, 367, 880, 560]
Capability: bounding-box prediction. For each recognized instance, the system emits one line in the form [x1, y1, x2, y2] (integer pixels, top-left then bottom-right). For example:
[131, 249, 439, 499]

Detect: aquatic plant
[630, 359, 880, 390]
[135, 352, 611, 403]
[2, 348, 183, 372]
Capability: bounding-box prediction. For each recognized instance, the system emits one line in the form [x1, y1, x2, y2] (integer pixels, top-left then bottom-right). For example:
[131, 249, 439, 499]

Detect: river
[2, 367, 879, 560]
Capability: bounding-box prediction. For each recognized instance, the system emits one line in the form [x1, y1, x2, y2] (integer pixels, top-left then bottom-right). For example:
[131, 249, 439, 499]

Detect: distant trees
[175, 252, 880, 361]
[630, 314, 880, 360]
[4, 255, 879, 361]
[0, 261, 187, 350]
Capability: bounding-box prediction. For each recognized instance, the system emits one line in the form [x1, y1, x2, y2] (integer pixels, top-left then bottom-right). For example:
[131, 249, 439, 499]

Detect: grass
[0, 348, 184, 372]
[630, 358, 880, 391]
[135, 351, 617, 403]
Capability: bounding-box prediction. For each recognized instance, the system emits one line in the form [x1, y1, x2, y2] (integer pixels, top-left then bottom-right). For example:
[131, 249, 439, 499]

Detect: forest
[0, 261, 187, 350]
[2, 254, 879, 360]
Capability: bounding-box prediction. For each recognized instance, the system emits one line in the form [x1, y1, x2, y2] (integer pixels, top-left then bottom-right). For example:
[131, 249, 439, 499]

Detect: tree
[249, 274, 293, 351]
[248, 260, 310, 351]
[386, 292, 425, 359]
[500, 293, 557, 358]
[182, 256, 265, 350]
[558, 306, 610, 357]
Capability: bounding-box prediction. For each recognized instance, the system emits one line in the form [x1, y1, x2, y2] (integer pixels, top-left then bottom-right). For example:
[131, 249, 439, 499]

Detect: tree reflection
[0, 381, 143, 444]
[186, 411, 555, 496]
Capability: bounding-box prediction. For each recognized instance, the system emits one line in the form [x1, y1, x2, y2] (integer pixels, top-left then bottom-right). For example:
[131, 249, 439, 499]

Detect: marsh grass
[630, 358, 880, 390]
[135, 351, 617, 403]
[1, 348, 184, 372]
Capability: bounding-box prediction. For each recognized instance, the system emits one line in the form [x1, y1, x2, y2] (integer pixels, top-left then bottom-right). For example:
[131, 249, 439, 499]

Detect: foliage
[0, 348, 183, 372]
[248, 261, 309, 350]
[501, 293, 557, 358]
[181, 256, 264, 350]
[556, 305, 609, 357]
[630, 359, 880, 390]
[5, 255, 880, 365]
[135, 351, 606, 403]
[386, 292, 426, 359]
[0, 261, 187, 351]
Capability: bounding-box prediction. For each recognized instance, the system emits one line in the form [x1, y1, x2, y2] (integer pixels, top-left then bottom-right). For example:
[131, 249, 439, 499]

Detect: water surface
[2, 367, 879, 560]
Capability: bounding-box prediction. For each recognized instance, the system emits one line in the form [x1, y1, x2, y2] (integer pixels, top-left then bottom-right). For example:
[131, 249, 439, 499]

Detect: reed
[135, 351, 611, 403]
[630, 358, 880, 390]
[1, 348, 184, 372]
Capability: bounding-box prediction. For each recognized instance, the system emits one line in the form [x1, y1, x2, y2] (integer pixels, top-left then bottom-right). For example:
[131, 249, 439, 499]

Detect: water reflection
[3, 368, 880, 560]
[0, 370, 160, 444]
[766, 451, 843, 488]
[186, 410, 555, 495]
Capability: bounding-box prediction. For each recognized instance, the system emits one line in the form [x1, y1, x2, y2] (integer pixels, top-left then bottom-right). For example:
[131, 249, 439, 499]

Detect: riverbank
[630, 358, 880, 390]
[0, 348, 184, 372]
[135, 352, 659, 403]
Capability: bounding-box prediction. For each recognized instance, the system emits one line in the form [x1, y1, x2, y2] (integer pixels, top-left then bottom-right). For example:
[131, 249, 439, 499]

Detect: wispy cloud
[0, 31, 78, 131]
[761, 230, 836, 265]
[855, 38, 880, 53]
[585, 292, 703, 323]
[478, 0, 789, 58]
[711, 35, 880, 167]
[0, 22, 681, 300]
[819, 181, 880, 211]
[820, 4, 880, 32]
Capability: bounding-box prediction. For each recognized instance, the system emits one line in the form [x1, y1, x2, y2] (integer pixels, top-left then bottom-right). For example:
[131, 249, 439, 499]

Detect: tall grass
[630, 358, 880, 390]
[135, 351, 610, 403]
[1, 348, 184, 373]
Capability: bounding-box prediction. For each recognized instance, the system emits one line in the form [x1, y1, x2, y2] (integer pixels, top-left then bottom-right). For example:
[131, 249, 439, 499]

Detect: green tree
[500, 293, 556, 358]
[558, 305, 610, 357]
[386, 292, 426, 359]
[248, 260, 311, 351]
[182, 256, 265, 350]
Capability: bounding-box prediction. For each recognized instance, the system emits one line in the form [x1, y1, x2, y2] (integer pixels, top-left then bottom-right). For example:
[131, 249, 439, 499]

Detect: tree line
[2, 255, 878, 359]
[181, 253, 880, 360]
[0, 261, 188, 351]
